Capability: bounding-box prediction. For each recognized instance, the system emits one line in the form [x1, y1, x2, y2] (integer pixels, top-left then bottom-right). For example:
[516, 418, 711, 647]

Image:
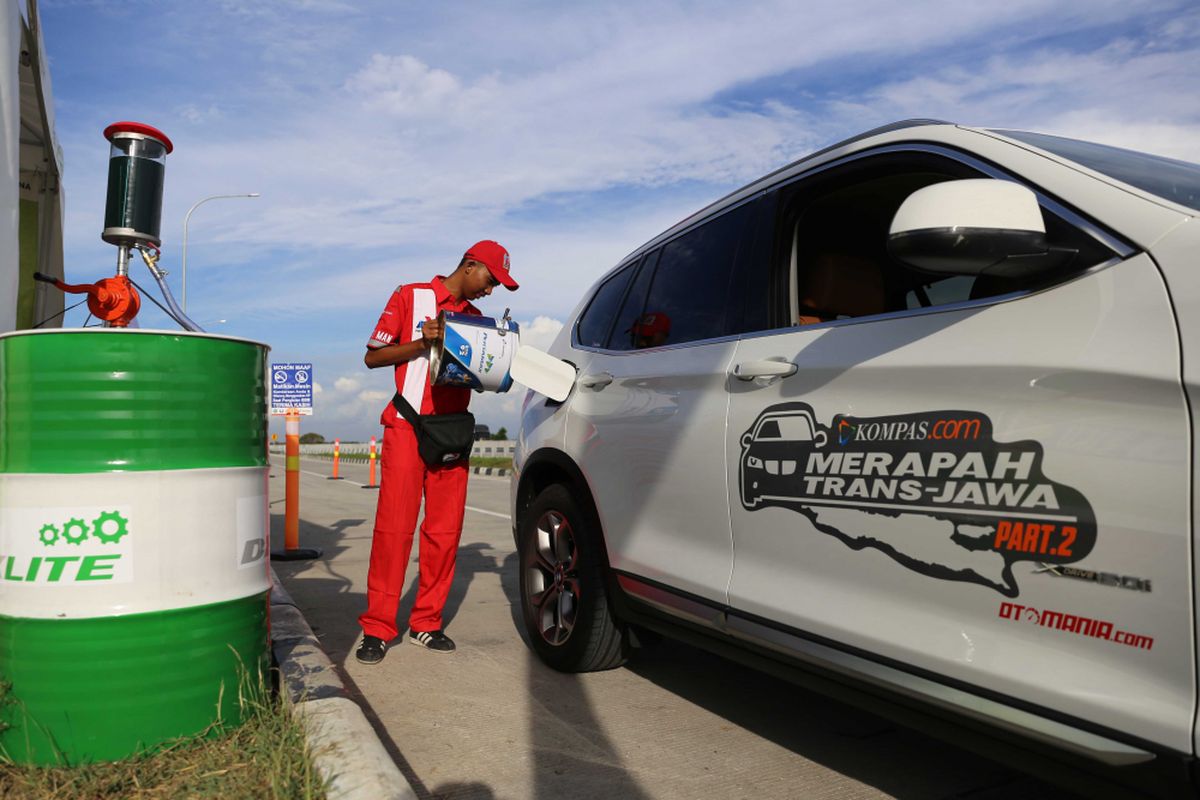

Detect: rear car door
[564, 200, 757, 604]
[723, 146, 1194, 752]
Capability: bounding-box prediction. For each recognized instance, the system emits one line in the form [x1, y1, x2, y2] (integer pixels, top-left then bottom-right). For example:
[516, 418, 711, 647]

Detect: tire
[517, 484, 627, 672]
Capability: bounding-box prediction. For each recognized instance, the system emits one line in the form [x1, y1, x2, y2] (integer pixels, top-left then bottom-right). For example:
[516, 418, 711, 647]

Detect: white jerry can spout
[510, 344, 576, 402]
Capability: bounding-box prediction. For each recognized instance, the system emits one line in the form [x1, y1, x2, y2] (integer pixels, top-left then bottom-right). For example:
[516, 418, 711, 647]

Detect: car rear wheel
[518, 484, 627, 672]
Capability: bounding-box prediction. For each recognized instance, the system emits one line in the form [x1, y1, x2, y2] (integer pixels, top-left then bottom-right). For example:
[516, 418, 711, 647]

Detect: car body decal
[998, 602, 1153, 651]
[739, 403, 1097, 597]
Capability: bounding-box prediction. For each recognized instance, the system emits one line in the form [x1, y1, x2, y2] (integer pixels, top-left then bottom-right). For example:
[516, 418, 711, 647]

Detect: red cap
[464, 240, 518, 290]
[103, 121, 174, 153]
[629, 312, 671, 336]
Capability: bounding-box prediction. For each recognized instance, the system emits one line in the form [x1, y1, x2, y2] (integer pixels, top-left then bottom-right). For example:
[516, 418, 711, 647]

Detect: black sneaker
[408, 629, 456, 653]
[355, 635, 387, 665]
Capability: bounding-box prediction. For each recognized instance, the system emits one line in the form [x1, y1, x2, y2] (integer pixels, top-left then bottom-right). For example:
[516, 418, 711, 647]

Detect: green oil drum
[0, 329, 270, 765]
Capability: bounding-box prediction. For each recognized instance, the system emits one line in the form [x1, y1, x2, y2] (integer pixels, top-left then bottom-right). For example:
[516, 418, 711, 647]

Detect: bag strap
[391, 392, 424, 430]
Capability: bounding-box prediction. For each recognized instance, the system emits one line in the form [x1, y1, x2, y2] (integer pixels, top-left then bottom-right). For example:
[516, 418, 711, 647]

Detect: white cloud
[359, 389, 390, 405]
[116, 0, 1189, 286]
[177, 104, 223, 124]
[855, 25, 1200, 161]
[299, 371, 392, 423]
[519, 316, 565, 351]
[345, 54, 482, 118]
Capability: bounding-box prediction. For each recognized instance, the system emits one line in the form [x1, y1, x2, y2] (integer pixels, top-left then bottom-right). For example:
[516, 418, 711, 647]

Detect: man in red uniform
[356, 240, 518, 664]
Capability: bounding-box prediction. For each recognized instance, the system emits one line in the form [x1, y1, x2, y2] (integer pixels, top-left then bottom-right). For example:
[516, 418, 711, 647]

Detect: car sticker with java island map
[739, 403, 1097, 598]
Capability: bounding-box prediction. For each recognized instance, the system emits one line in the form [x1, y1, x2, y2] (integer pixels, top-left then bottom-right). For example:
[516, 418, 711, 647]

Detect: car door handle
[578, 372, 614, 389]
[732, 359, 798, 380]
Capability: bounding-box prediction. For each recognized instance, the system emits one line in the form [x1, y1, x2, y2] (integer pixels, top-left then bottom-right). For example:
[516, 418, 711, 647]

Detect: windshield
[995, 129, 1200, 213]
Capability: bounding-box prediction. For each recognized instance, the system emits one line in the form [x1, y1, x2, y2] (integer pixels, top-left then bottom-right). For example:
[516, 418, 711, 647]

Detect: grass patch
[313, 452, 371, 463]
[0, 674, 327, 800]
[470, 456, 512, 470]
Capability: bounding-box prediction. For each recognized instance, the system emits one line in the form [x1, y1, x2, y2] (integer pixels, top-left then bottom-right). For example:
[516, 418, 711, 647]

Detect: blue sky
[40, 0, 1200, 440]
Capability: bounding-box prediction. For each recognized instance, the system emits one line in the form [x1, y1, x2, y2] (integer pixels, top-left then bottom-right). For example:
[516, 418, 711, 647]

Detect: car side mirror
[814, 431, 828, 448]
[741, 432, 753, 448]
[888, 179, 1075, 278]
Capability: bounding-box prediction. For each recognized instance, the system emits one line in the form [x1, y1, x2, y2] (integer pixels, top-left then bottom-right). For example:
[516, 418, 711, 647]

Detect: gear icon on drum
[91, 510, 129, 545]
[38, 523, 59, 546]
[61, 517, 89, 545]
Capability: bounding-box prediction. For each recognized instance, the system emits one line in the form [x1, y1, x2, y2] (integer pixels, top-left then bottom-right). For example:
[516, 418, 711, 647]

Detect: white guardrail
[271, 440, 516, 458]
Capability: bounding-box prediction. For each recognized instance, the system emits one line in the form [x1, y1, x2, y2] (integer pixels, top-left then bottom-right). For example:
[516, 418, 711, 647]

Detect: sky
[39, 0, 1200, 441]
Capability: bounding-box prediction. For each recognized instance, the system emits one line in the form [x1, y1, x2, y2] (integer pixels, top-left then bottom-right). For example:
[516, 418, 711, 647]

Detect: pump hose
[134, 246, 204, 332]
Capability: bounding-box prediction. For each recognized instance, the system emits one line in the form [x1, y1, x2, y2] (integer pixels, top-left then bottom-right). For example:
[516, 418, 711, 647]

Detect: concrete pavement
[270, 454, 1083, 799]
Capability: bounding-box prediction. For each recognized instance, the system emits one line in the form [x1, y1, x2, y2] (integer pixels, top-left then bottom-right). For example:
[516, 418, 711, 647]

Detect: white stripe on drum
[0, 468, 270, 619]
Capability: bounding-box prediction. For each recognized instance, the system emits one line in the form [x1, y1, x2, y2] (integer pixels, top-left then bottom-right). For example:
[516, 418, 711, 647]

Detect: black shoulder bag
[391, 393, 476, 467]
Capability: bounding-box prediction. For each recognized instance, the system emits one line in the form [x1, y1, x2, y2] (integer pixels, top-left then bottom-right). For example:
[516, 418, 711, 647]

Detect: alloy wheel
[524, 509, 581, 646]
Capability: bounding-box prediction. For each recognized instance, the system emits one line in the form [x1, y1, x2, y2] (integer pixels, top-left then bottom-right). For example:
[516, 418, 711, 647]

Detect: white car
[511, 119, 1200, 796]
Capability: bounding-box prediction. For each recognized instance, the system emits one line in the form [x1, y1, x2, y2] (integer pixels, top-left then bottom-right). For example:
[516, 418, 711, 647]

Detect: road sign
[270, 362, 314, 416]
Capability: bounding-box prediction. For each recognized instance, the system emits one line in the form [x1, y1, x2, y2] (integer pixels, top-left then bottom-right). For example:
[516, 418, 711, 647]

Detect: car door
[564, 200, 756, 604]
[723, 148, 1194, 752]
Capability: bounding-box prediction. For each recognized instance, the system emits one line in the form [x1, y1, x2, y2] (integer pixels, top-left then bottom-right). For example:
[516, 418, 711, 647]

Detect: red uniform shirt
[367, 276, 480, 426]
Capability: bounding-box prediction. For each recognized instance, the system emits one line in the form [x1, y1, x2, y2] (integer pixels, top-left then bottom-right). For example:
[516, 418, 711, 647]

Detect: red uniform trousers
[358, 421, 468, 641]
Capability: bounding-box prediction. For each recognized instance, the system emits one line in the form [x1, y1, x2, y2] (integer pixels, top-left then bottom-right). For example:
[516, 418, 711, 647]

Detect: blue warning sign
[270, 362, 313, 415]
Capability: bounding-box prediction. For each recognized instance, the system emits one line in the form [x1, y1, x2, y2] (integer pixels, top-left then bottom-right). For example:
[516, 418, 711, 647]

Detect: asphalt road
[270, 454, 1096, 800]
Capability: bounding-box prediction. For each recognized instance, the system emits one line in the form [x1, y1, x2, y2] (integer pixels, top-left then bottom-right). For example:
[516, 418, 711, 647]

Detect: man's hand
[421, 317, 442, 349]
[365, 317, 442, 370]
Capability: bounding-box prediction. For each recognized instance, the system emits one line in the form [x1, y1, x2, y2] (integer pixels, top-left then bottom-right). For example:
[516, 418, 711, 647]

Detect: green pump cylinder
[101, 122, 173, 249]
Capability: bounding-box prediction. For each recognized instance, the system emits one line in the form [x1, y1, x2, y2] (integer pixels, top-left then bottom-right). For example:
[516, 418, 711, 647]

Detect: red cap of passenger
[464, 240, 518, 290]
[630, 312, 671, 336]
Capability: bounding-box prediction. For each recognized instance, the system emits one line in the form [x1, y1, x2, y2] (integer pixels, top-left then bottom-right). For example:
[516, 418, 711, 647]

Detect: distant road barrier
[271, 441, 515, 459]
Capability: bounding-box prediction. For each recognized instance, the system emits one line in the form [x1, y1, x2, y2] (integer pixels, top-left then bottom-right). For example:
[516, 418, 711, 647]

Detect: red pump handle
[33, 272, 140, 327]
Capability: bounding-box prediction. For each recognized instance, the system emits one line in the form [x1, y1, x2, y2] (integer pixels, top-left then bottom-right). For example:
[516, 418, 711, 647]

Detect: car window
[904, 275, 975, 310]
[760, 152, 1121, 329]
[786, 164, 968, 324]
[607, 250, 659, 350]
[576, 260, 638, 348]
[629, 203, 752, 349]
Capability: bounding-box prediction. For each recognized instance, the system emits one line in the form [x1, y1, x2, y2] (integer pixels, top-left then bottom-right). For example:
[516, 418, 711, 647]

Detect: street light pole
[182, 192, 260, 312]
